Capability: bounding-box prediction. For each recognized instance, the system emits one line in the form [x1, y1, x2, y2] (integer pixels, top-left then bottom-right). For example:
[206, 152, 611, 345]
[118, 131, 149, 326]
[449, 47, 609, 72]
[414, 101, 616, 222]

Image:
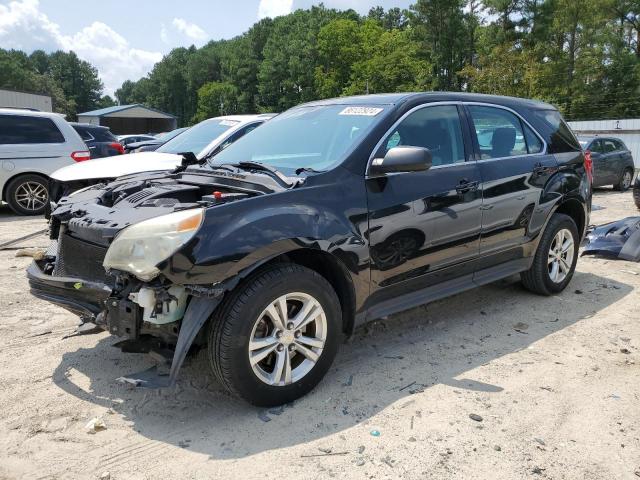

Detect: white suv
[0, 109, 88, 215]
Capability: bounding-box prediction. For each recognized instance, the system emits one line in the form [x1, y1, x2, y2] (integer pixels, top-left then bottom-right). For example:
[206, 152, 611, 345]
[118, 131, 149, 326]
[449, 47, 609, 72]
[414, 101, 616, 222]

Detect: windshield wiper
[218, 161, 298, 187]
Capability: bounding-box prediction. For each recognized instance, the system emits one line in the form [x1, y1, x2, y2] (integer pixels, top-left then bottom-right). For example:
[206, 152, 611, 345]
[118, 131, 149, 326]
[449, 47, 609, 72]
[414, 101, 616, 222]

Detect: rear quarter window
[531, 109, 580, 153]
[0, 114, 65, 144]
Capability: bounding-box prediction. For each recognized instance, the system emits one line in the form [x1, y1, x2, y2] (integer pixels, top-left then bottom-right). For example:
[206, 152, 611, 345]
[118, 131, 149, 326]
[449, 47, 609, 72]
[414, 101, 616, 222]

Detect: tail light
[71, 150, 91, 162]
[109, 142, 125, 155]
[584, 150, 593, 183]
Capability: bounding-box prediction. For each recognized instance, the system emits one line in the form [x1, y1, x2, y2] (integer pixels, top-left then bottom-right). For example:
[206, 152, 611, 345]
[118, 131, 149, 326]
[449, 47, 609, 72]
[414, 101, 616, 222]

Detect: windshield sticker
[339, 107, 383, 116]
[219, 120, 240, 126]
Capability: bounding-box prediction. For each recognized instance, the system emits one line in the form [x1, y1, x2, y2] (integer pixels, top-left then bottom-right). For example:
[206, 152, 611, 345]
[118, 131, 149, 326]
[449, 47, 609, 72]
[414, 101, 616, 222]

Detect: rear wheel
[207, 264, 341, 406]
[614, 168, 633, 191]
[633, 180, 640, 210]
[5, 174, 49, 216]
[521, 214, 579, 296]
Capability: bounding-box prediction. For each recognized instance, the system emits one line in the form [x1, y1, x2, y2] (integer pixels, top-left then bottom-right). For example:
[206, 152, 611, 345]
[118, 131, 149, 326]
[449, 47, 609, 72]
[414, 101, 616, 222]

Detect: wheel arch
[225, 247, 358, 336]
[554, 197, 587, 239]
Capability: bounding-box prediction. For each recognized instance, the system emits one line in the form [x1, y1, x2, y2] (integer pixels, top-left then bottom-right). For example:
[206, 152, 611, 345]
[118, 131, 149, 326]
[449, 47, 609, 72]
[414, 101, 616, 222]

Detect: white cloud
[258, 0, 294, 19]
[171, 18, 207, 42]
[0, 0, 162, 98]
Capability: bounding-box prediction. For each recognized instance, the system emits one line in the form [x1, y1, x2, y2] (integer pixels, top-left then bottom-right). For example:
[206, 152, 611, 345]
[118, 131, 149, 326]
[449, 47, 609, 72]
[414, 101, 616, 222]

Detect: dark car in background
[117, 134, 157, 150]
[29, 93, 590, 406]
[71, 123, 124, 159]
[124, 127, 189, 153]
[579, 136, 635, 190]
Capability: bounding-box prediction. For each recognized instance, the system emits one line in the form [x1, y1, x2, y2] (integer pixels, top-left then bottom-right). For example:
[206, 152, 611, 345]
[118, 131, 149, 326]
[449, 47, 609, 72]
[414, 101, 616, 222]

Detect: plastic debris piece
[85, 416, 106, 434]
[370, 429, 381, 437]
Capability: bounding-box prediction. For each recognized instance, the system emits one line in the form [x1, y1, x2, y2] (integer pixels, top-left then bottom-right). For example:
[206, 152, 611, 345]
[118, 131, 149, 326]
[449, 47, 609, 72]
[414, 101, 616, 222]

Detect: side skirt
[356, 257, 532, 327]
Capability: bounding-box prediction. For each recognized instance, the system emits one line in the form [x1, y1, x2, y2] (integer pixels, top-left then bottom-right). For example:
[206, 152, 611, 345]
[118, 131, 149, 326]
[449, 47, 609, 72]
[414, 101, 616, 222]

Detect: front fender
[161, 168, 370, 287]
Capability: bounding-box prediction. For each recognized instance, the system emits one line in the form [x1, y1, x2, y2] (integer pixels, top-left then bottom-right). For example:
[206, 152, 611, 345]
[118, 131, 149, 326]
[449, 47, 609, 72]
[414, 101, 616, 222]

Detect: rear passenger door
[465, 104, 558, 265]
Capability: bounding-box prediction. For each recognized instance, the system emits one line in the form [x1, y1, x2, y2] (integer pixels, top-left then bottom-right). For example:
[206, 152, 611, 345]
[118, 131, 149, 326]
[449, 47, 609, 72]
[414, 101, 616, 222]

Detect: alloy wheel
[548, 228, 575, 284]
[14, 181, 48, 212]
[248, 292, 327, 386]
[622, 171, 632, 189]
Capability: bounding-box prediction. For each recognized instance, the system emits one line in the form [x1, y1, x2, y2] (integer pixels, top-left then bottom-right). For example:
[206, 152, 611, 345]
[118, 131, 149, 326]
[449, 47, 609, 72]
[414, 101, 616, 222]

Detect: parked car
[0, 108, 88, 215]
[117, 134, 157, 149]
[48, 114, 275, 202]
[578, 136, 635, 190]
[28, 93, 589, 406]
[124, 127, 189, 154]
[71, 123, 124, 159]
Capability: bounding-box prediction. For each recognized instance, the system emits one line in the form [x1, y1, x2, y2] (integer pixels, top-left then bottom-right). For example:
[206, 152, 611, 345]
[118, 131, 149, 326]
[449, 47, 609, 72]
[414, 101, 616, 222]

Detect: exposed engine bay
[29, 165, 299, 386]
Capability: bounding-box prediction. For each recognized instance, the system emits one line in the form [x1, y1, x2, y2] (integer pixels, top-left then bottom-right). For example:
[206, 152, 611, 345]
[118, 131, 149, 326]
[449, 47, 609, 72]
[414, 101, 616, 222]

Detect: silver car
[0, 109, 88, 215]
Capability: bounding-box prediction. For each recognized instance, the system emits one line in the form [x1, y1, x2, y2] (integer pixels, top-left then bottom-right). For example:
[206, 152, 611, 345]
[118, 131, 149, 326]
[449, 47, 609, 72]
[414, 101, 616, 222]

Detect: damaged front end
[582, 217, 640, 262]
[28, 165, 287, 387]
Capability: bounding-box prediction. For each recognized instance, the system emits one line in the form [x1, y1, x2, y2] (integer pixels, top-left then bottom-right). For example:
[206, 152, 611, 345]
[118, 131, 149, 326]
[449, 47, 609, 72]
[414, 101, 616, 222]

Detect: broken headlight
[103, 208, 204, 281]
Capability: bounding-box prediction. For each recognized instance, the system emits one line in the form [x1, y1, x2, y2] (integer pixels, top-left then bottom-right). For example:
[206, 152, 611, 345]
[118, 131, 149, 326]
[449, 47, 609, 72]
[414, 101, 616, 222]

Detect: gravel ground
[0, 188, 638, 480]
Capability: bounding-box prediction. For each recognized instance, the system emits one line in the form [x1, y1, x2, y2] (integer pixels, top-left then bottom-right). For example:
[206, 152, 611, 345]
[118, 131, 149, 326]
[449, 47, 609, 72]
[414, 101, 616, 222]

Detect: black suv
[28, 93, 590, 406]
[71, 123, 124, 159]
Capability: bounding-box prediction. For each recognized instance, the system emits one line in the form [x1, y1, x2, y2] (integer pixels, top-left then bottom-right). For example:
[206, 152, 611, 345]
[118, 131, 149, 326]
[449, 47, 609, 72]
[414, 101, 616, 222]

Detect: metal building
[77, 104, 177, 135]
[0, 88, 52, 112]
[569, 119, 640, 168]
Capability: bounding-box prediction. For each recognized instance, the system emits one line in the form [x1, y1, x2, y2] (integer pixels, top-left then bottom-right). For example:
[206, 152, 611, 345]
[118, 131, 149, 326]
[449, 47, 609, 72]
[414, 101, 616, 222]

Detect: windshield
[157, 119, 236, 155]
[209, 105, 388, 174]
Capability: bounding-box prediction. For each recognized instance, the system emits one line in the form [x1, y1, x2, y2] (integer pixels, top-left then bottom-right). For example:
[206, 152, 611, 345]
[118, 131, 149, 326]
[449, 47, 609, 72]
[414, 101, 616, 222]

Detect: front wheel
[521, 213, 579, 296]
[207, 264, 341, 406]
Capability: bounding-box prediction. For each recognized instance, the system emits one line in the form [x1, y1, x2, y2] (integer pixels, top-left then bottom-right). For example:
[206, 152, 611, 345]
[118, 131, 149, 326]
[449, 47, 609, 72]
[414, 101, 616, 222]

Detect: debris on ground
[493, 445, 501, 451]
[300, 451, 348, 458]
[469, 414, 483, 422]
[14, 248, 46, 260]
[85, 417, 106, 434]
[62, 322, 102, 339]
[370, 429, 381, 437]
[620, 348, 631, 354]
[99, 472, 110, 480]
[342, 374, 354, 387]
[513, 322, 529, 334]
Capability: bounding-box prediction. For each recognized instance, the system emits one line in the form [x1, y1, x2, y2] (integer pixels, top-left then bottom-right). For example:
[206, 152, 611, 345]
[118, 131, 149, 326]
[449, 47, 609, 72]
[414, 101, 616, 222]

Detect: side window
[603, 140, 617, 153]
[0, 114, 65, 144]
[613, 139, 626, 151]
[590, 139, 604, 153]
[381, 105, 465, 166]
[468, 106, 529, 159]
[77, 129, 94, 141]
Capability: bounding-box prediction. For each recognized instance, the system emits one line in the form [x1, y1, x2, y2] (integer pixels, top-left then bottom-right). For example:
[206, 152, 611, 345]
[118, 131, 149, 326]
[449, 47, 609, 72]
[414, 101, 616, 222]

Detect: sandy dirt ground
[0, 188, 638, 480]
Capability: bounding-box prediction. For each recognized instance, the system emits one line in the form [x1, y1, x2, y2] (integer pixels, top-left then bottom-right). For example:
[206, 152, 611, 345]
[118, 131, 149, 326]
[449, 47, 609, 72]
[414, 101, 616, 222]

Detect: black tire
[207, 263, 341, 406]
[5, 174, 49, 216]
[614, 168, 633, 192]
[521, 213, 579, 296]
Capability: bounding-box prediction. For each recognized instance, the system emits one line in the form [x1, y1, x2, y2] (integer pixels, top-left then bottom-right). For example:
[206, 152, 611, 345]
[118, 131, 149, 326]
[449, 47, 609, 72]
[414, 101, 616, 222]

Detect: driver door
[365, 104, 482, 304]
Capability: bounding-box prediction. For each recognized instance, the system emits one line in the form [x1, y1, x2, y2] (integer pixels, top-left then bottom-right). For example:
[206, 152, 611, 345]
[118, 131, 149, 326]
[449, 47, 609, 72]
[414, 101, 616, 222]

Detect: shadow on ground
[52, 270, 630, 464]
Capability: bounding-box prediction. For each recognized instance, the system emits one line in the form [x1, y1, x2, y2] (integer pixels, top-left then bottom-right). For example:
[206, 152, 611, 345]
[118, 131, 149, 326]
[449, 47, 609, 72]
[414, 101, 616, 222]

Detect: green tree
[193, 81, 240, 121]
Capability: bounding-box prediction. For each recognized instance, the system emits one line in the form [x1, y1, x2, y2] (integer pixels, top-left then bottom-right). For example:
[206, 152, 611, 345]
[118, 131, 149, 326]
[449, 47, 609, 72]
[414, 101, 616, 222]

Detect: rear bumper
[27, 261, 112, 319]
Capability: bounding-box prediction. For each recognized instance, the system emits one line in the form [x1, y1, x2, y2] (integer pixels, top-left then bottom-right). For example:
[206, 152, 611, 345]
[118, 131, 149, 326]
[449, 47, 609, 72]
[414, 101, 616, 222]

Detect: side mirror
[369, 146, 432, 176]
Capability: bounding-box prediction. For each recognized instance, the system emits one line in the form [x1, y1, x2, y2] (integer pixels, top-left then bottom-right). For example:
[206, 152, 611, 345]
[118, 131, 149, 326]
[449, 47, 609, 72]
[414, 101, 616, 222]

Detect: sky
[0, 0, 412, 97]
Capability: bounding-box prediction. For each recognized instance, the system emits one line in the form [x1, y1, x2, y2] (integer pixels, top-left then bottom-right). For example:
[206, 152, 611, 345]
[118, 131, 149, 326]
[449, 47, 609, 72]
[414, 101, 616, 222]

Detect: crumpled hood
[51, 151, 183, 182]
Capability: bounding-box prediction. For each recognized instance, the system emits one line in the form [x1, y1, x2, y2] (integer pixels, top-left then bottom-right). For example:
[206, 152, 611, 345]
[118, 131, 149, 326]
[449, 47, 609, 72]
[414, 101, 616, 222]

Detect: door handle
[456, 179, 479, 194]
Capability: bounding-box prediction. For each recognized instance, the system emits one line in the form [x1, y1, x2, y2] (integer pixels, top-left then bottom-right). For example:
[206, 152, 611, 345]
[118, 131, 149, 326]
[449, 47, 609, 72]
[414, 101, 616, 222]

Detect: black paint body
[30, 92, 591, 335]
